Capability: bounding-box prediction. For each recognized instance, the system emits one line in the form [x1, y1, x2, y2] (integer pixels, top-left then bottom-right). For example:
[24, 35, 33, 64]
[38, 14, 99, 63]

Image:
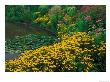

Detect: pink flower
[96, 19, 102, 23]
[96, 28, 102, 36]
[81, 5, 96, 13]
[85, 16, 91, 21]
[96, 29, 100, 33]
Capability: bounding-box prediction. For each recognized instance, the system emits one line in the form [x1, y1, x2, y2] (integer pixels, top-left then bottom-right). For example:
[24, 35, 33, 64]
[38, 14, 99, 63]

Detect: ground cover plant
[5, 5, 106, 72]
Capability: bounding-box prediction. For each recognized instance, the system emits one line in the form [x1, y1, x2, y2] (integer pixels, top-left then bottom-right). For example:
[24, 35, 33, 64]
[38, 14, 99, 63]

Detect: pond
[6, 22, 39, 40]
[5, 22, 56, 39]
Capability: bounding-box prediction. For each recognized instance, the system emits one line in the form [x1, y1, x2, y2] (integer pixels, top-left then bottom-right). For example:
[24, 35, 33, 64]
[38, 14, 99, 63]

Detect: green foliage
[38, 5, 49, 15]
[77, 20, 84, 31]
[50, 14, 58, 33]
[49, 5, 62, 15]
[94, 29, 106, 46]
[5, 6, 32, 23]
[76, 20, 85, 32]
[91, 44, 106, 72]
[75, 12, 87, 32]
[5, 5, 39, 23]
[66, 6, 77, 16]
[49, 6, 63, 34]
[49, 5, 63, 21]
[88, 5, 106, 20]
[5, 34, 56, 55]
[67, 25, 76, 34]
[87, 9, 96, 20]
[40, 22, 48, 28]
[86, 6, 106, 30]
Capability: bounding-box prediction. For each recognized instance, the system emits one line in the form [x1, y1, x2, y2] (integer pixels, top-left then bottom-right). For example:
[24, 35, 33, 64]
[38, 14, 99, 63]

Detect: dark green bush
[38, 5, 49, 15]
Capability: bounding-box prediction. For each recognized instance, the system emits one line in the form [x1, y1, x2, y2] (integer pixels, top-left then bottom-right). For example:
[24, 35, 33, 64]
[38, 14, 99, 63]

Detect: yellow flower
[5, 32, 105, 72]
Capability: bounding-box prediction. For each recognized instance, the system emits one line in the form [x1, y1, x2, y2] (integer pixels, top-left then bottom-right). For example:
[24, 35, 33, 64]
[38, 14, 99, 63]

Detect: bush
[50, 14, 58, 33]
[49, 5, 62, 15]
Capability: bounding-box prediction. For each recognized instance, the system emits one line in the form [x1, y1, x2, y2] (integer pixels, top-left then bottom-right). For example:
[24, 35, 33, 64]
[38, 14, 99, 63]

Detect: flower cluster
[98, 41, 106, 56]
[84, 16, 91, 21]
[5, 32, 105, 72]
[64, 15, 72, 22]
[34, 15, 49, 23]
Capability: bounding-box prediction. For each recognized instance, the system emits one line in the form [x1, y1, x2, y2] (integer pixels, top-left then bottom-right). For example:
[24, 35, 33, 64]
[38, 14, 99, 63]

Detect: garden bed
[5, 5, 106, 72]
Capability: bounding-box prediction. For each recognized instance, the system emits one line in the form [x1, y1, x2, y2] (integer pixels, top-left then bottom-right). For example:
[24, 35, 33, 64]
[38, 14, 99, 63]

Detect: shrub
[94, 28, 106, 46]
[50, 14, 58, 33]
[49, 5, 62, 15]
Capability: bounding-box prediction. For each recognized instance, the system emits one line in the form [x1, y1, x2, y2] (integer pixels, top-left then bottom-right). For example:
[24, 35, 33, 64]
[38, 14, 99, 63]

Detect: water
[5, 22, 55, 40]
[5, 22, 38, 40]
